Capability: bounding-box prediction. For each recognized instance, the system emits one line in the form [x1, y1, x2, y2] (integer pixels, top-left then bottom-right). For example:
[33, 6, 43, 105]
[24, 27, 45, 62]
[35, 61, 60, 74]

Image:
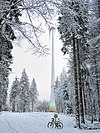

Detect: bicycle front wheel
[57, 122, 63, 129]
[47, 122, 54, 128]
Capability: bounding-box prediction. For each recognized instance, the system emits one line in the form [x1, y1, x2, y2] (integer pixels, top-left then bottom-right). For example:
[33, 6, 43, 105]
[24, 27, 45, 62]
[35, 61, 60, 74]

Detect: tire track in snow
[4, 112, 33, 133]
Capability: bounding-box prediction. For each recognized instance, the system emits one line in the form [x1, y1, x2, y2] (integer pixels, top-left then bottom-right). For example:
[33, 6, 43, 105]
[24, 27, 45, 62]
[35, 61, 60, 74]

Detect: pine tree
[20, 69, 30, 112]
[29, 78, 38, 112]
[0, 0, 22, 111]
[59, 69, 69, 113]
[54, 76, 63, 113]
[55, 69, 73, 114]
[9, 77, 21, 112]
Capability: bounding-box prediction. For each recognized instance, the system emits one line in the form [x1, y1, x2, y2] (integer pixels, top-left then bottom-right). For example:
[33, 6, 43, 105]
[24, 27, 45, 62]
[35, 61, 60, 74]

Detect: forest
[0, 0, 100, 129]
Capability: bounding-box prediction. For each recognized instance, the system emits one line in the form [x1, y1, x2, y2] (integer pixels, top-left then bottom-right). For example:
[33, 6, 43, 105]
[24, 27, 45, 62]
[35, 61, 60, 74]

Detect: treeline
[55, 0, 100, 128]
[9, 68, 38, 112]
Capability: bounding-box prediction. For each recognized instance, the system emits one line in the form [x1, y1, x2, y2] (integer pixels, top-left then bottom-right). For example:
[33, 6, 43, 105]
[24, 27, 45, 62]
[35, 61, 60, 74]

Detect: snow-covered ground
[0, 111, 100, 133]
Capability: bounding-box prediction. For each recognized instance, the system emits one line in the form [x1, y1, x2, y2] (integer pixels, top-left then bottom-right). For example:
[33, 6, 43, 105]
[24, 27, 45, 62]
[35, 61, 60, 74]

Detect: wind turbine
[49, 23, 56, 112]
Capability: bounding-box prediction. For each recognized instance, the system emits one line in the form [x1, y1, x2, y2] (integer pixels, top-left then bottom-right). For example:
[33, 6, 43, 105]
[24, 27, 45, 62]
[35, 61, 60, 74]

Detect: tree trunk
[94, 58, 100, 122]
[23, 104, 25, 112]
[76, 39, 85, 124]
[96, 0, 100, 122]
[81, 69, 87, 116]
[12, 100, 15, 112]
[0, 104, 2, 112]
[87, 82, 94, 123]
[72, 34, 80, 128]
[32, 101, 34, 112]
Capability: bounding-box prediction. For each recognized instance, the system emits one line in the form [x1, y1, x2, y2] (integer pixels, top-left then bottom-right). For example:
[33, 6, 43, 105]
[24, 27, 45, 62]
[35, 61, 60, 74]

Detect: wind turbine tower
[49, 24, 56, 112]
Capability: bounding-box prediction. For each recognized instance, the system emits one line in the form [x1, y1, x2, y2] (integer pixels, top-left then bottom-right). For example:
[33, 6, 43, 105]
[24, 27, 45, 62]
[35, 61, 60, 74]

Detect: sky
[0, 111, 100, 133]
[8, 28, 67, 101]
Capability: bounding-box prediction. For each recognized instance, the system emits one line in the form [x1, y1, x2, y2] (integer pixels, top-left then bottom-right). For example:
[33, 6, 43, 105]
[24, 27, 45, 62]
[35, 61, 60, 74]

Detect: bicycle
[47, 117, 63, 129]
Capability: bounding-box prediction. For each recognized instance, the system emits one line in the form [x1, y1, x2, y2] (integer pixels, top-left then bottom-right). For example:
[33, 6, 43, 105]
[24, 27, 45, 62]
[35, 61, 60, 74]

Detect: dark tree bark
[93, 0, 100, 122]
[72, 34, 80, 128]
[93, 57, 100, 122]
[12, 99, 15, 112]
[76, 39, 85, 124]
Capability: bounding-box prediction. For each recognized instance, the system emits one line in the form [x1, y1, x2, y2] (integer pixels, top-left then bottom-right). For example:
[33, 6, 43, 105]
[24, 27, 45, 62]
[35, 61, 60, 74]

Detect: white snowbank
[0, 112, 100, 133]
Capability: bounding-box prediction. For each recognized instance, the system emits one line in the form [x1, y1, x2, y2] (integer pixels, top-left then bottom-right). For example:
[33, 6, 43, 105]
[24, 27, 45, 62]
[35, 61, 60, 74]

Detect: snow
[0, 112, 100, 133]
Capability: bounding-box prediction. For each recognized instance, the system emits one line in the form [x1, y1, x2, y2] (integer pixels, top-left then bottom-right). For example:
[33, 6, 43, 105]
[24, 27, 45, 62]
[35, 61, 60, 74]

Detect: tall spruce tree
[20, 69, 30, 112]
[54, 76, 63, 113]
[29, 78, 38, 112]
[9, 77, 21, 112]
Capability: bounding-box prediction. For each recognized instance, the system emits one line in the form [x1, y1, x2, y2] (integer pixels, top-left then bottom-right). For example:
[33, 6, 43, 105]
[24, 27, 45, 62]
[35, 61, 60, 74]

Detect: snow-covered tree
[87, 0, 100, 122]
[55, 69, 73, 114]
[36, 100, 49, 112]
[54, 76, 63, 113]
[20, 69, 30, 112]
[29, 78, 38, 112]
[57, 0, 100, 127]
[59, 69, 69, 113]
[96, 0, 100, 121]
[9, 77, 21, 112]
[0, 0, 22, 111]
[58, 0, 89, 127]
[0, 0, 60, 55]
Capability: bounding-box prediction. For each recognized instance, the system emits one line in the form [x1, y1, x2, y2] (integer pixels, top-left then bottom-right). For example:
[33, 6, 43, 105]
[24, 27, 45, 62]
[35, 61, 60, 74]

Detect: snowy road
[0, 112, 100, 133]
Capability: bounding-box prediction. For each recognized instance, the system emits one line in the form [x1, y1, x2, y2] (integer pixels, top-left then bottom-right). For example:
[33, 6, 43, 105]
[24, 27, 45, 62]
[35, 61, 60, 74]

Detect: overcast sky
[9, 29, 66, 101]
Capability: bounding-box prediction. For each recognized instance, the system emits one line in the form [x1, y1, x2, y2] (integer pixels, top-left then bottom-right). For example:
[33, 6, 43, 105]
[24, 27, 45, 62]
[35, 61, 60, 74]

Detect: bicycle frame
[47, 117, 63, 129]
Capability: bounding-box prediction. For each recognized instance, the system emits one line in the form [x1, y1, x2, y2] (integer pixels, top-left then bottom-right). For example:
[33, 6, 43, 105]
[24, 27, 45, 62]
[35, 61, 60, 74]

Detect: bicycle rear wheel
[47, 122, 54, 128]
[57, 122, 63, 129]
